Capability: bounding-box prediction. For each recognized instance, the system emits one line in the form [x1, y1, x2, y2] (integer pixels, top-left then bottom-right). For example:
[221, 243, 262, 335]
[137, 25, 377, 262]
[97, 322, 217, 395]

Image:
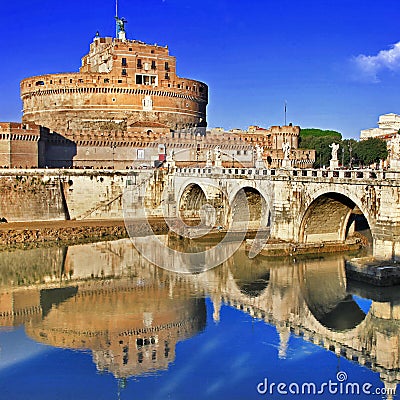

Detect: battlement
[0, 122, 41, 168]
[20, 34, 208, 135]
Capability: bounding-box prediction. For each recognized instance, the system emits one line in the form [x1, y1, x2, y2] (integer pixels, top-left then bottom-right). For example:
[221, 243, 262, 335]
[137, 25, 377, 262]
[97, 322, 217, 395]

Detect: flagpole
[115, 0, 118, 37]
[284, 101, 287, 126]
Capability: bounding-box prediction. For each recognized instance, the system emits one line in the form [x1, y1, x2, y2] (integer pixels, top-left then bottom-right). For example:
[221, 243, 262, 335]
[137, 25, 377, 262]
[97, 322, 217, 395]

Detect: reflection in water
[299, 257, 368, 331]
[0, 239, 399, 397]
[28, 281, 206, 378]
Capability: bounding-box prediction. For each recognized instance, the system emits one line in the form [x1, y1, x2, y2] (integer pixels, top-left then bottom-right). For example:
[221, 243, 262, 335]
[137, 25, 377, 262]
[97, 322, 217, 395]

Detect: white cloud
[352, 41, 400, 82]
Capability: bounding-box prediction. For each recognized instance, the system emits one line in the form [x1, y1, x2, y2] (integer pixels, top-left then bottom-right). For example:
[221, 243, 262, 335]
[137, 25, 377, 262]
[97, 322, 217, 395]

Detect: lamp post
[342, 147, 345, 167]
[348, 144, 353, 169]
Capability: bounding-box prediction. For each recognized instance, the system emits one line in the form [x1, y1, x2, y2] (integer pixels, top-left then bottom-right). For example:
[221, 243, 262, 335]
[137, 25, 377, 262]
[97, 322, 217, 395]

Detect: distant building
[0, 123, 41, 168]
[359, 113, 400, 168]
[360, 113, 400, 141]
[203, 125, 315, 169]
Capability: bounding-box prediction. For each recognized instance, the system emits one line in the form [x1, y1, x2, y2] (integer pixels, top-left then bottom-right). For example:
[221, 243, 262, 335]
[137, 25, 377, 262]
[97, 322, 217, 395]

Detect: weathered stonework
[168, 167, 400, 261]
[21, 37, 208, 135]
[2, 166, 400, 262]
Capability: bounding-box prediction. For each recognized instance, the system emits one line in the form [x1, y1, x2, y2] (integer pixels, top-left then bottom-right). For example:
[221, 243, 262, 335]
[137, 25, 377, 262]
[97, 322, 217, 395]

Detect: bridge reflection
[0, 239, 398, 395]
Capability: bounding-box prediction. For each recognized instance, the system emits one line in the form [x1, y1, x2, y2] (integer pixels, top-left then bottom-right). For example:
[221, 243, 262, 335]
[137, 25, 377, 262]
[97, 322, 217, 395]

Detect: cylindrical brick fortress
[21, 37, 208, 134]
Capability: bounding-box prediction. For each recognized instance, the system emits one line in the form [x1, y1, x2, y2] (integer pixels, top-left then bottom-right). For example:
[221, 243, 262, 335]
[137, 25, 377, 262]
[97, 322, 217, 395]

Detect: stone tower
[20, 14, 208, 136]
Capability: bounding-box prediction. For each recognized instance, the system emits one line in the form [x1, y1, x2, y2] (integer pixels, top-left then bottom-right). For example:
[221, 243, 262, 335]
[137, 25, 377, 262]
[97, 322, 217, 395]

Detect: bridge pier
[374, 225, 400, 261]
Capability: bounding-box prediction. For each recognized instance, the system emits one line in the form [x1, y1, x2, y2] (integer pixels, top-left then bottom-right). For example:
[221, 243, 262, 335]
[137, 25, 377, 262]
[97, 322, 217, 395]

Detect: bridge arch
[227, 183, 272, 231]
[298, 188, 374, 245]
[177, 180, 227, 227]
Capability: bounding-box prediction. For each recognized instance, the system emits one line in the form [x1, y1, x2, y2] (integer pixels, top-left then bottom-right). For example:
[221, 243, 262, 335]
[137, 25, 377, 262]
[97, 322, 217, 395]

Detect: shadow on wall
[38, 129, 77, 168]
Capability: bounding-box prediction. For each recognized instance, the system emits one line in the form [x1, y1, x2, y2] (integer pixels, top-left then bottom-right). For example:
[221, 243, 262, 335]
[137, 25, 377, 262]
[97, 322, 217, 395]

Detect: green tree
[299, 128, 342, 168]
[353, 138, 388, 166]
[299, 128, 342, 140]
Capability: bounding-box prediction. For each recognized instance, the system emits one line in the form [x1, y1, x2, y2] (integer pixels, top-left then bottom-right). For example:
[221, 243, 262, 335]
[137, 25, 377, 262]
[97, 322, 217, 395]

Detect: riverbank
[346, 257, 400, 286]
[0, 218, 168, 250]
[245, 237, 363, 256]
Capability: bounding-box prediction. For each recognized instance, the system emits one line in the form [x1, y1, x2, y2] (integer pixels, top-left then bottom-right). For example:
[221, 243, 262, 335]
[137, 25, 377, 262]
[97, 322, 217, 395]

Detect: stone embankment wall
[0, 169, 157, 222]
[0, 174, 67, 221]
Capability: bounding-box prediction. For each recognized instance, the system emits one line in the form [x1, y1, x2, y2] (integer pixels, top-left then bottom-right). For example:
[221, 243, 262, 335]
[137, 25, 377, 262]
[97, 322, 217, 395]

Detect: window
[165, 72, 169, 80]
[151, 60, 156, 69]
[35, 81, 45, 86]
[122, 69, 127, 76]
[137, 59, 142, 69]
[137, 149, 145, 159]
[136, 74, 157, 86]
[129, 47, 132, 51]
[142, 95, 153, 111]
[104, 78, 109, 83]
[165, 62, 169, 71]
[122, 57, 127, 67]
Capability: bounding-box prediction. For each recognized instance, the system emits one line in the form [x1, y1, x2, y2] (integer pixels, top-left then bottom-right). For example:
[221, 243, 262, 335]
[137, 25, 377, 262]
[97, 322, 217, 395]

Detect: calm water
[0, 237, 399, 400]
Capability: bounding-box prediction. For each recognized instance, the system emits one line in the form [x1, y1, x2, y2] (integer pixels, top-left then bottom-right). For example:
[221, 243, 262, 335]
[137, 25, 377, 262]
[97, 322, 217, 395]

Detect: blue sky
[1, 0, 400, 138]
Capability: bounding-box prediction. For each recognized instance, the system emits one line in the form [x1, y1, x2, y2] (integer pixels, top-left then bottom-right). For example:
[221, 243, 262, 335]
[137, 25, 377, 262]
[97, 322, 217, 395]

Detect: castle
[0, 14, 315, 169]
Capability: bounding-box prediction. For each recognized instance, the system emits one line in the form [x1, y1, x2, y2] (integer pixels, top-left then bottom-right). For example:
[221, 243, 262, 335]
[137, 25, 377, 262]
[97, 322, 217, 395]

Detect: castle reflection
[0, 238, 399, 396]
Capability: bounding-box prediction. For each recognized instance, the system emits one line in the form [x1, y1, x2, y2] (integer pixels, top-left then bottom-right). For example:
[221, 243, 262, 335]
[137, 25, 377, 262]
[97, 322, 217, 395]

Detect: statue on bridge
[255, 145, 264, 161]
[214, 146, 222, 168]
[329, 142, 340, 161]
[282, 141, 291, 160]
[391, 134, 400, 159]
[214, 146, 221, 161]
[166, 149, 176, 169]
[167, 149, 175, 161]
[255, 144, 265, 169]
[206, 149, 213, 167]
[390, 134, 400, 169]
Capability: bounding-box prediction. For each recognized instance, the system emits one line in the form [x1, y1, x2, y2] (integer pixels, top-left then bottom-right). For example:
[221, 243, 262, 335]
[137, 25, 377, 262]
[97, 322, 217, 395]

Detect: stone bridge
[158, 166, 400, 261]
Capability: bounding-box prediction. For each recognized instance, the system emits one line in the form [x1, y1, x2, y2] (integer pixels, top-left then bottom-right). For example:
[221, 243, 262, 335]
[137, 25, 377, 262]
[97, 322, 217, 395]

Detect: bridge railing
[174, 167, 400, 181]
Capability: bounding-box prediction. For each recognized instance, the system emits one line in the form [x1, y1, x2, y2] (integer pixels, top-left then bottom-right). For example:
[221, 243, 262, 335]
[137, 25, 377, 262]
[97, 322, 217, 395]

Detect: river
[0, 237, 398, 399]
